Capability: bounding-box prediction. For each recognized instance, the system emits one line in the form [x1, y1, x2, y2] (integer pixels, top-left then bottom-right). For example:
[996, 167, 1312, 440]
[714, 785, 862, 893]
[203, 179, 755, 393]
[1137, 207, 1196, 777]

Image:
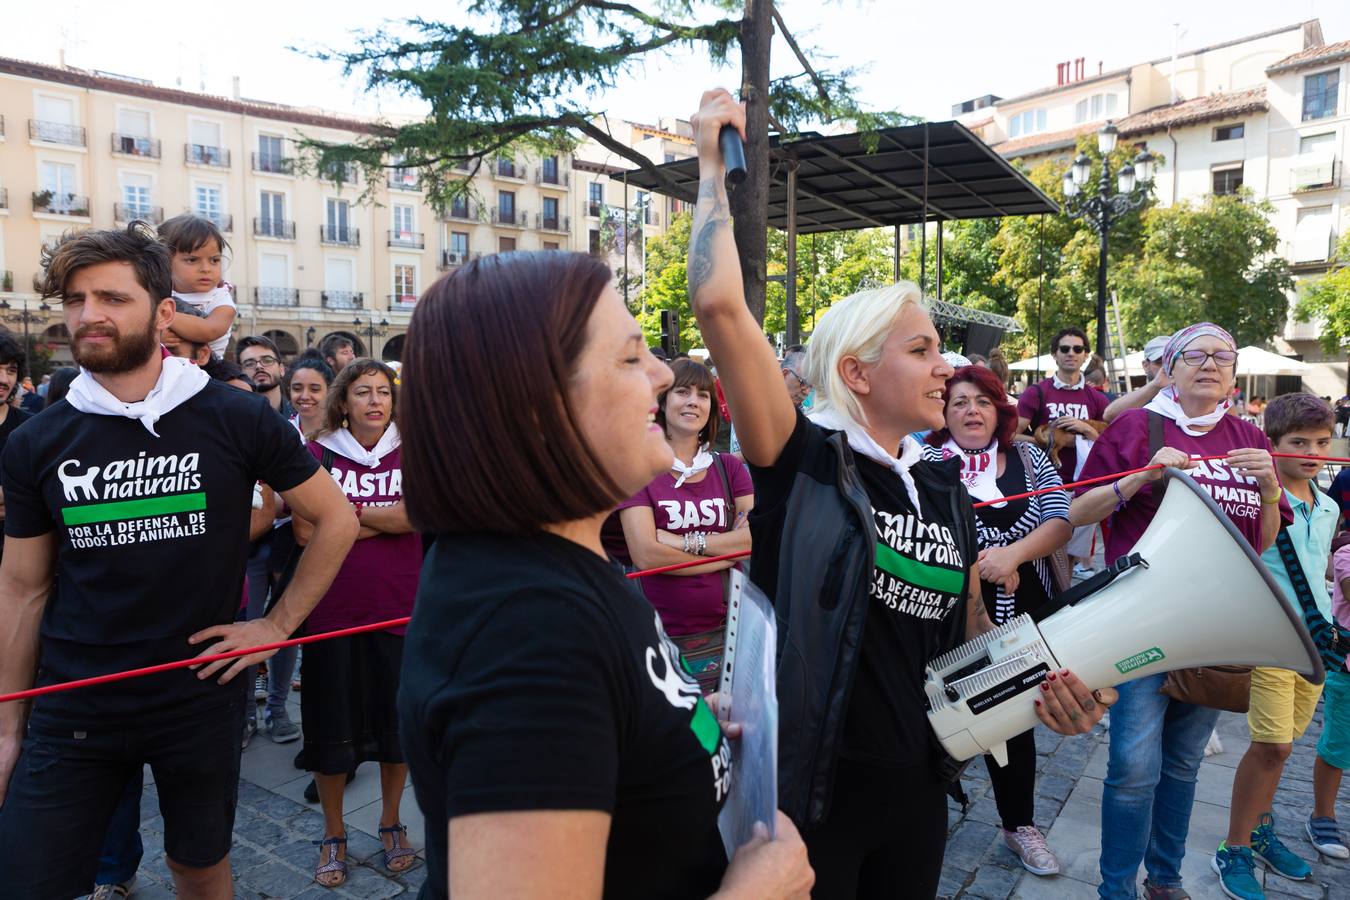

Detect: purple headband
[1161, 323, 1236, 375]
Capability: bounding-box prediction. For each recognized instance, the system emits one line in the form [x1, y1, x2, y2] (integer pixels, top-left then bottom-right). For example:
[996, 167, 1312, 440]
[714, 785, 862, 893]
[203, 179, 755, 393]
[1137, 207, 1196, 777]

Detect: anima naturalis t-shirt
[2, 381, 319, 724]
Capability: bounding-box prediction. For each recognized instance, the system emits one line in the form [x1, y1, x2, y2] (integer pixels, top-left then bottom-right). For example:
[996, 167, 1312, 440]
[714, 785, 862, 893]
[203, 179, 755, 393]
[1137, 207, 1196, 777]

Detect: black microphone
[719, 125, 747, 187]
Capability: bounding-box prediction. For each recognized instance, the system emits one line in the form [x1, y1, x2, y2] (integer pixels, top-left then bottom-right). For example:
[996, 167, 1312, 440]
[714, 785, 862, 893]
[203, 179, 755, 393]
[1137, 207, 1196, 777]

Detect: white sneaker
[1204, 730, 1224, 757]
[1071, 563, 1096, 581]
[1003, 825, 1061, 876]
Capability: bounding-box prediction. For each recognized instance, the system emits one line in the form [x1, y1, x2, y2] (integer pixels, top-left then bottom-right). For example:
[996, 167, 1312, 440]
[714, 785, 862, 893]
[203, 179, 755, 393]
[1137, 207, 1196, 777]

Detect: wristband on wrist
[1112, 481, 1127, 511]
[1261, 491, 1283, 505]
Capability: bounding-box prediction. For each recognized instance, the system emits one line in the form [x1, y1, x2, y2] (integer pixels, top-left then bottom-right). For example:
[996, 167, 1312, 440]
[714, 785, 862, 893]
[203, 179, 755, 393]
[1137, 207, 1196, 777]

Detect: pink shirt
[1331, 546, 1350, 665]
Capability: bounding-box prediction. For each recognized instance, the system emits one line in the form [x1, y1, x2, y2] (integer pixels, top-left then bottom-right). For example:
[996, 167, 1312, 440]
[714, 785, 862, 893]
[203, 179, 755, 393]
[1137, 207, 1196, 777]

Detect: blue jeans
[245, 539, 298, 719]
[1098, 673, 1220, 899]
[95, 768, 144, 885]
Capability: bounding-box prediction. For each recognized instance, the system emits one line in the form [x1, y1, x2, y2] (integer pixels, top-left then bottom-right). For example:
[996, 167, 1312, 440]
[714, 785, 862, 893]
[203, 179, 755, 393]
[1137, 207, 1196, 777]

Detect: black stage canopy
[623, 120, 1058, 234]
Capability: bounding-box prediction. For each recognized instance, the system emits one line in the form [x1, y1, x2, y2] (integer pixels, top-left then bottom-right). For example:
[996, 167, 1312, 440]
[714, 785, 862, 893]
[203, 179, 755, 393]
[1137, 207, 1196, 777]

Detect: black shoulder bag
[264, 446, 335, 617]
[1277, 513, 1349, 673]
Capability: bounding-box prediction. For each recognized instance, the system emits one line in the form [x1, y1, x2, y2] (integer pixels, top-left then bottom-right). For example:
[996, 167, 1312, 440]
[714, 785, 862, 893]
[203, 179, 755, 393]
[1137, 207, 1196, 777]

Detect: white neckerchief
[1143, 385, 1232, 437]
[316, 422, 401, 468]
[809, 407, 924, 516]
[1051, 373, 1084, 391]
[670, 444, 714, 488]
[64, 356, 210, 437]
[941, 438, 1004, 508]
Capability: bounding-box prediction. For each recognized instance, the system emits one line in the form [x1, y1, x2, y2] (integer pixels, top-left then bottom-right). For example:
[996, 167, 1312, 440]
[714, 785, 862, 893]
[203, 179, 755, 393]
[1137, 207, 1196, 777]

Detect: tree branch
[564, 115, 697, 203]
[771, 6, 832, 109]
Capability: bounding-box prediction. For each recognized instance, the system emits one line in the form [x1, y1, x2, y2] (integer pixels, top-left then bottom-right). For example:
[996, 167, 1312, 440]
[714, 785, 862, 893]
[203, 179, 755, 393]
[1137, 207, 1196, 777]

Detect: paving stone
[342, 864, 407, 898]
[1263, 877, 1329, 899]
[236, 780, 275, 810]
[937, 869, 971, 899]
[227, 841, 268, 874]
[289, 888, 341, 900]
[962, 862, 1022, 899]
[396, 862, 429, 893]
[270, 838, 322, 871]
[237, 859, 317, 898]
[1035, 774, 1076, 804]
[344, 829, 388, 865]
[234, 814, 291, 848]
[246, 788, 310, 822]
[130, 884, 177, 900]
[233, 887, 265, 900]
[944, 820, 1001, 872]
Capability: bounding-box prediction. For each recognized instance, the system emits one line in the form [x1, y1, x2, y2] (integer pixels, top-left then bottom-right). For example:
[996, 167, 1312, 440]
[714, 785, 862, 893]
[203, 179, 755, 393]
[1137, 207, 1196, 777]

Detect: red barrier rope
[0, 450, 1342, 705]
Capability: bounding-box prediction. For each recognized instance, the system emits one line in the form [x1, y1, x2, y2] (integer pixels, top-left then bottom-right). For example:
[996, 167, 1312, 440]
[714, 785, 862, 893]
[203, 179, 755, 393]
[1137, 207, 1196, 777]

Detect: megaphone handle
[719, 125, 747, 188]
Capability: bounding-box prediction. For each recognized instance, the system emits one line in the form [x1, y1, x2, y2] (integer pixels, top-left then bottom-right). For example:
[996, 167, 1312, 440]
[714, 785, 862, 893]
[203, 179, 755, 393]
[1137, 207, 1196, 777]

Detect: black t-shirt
[2, 382, 319, 724]
[748, 412, 975, 768]
[399, 531, 730, 900]
[0, 406, 33, 563]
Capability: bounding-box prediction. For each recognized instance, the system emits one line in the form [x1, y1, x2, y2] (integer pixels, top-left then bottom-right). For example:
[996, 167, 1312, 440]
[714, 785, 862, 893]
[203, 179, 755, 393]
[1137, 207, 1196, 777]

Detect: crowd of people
[0, 85, 1345, 900]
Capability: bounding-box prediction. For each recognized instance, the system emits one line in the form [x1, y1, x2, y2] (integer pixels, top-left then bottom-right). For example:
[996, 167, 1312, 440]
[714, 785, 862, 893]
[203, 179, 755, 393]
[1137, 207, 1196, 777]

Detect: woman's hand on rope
[1225, 447, 1280, 499]
[1142, 447, 1194, 482]
[1033, 669, 1117, 736]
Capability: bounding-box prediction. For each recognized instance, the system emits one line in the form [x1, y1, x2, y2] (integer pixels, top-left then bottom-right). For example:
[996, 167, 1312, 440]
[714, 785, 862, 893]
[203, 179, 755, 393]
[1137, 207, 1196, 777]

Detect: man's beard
[72, 313, 159, 374]
[252, 374, 277, 393]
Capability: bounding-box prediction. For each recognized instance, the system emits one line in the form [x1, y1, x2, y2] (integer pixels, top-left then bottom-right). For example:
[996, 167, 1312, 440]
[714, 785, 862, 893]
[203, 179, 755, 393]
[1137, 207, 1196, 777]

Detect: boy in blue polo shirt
[1214, 392, 1337, 900]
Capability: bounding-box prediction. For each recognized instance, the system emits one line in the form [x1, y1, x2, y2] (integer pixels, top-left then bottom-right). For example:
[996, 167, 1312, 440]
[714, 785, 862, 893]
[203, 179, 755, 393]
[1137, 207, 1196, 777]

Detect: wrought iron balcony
[114, 203, 164, 224]
[491, 208, 528, 228]
[111, 134, 160, 158]
[388, 293, 419, 309]
[320, 161, 359, 184]
[253, 218, 296, 239]
[321, 225, 361, 247]
[387, 230, 425, 249]
[442, 201, 477, 222]
[587, 201, 603, 217]
[321, 290, 364, 310]
[536, 213, 570, 233]
[186, 144, 230, 167]
[252, 153, 294, 175]
[535, 167, 569, 187]
[0, 115, 5, 139]
[29, 119, 86, 146]
[32, 191, 89, 217]
[254, 287, 300, 307]
[0, 188, 7, 211]
[495, 158, 523, 180]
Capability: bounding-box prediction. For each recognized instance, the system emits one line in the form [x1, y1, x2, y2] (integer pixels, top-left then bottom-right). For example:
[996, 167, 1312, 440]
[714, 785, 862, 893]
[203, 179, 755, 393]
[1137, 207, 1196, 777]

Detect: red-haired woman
[921, 364, 1073, 877]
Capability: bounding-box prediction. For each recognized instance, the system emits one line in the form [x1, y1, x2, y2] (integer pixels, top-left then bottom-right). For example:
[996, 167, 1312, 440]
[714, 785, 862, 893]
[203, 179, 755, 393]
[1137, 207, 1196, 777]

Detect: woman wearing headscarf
[1070, 323, 1292, 900]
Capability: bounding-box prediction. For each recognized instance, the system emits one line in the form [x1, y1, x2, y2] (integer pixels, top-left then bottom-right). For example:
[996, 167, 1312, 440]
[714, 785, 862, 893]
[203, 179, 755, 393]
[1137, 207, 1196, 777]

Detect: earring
[341, 416, 348, 429]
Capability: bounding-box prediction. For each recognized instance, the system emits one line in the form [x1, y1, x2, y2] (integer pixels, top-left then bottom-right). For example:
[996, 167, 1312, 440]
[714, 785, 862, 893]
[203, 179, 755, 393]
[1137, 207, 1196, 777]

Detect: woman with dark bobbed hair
[396, 249, 814, 899]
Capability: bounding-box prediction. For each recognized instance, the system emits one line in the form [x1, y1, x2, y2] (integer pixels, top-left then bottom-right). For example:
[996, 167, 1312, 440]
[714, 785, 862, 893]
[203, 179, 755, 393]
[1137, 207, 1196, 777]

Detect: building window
[1300, 132, 1336, 155]
[258, 134, 285, 171]
[394, 264, 417, 303]
[1213, 123, 1244, 141]
[1303, 70, 1340, 121]
[544, 241, 560, 250]
[542, 196, 559, 229]
[1073, 93, 1118, 124]
[259, 191, 285, 236]
[449, 195, 470, 219]
[194, 184, 224, 226]
[1211, 165, 1243, 196]
[188, 120, 225, 166]
[541, 156, 559, 184]
[38, 161, 78, 211]
[589, 228, 602, 255]
[588, 182, 604, 217]
[121, 174, 153, 218]
[1008, 108, 1047, 139]
[499, 237, 516, 253]
[499, 190, 515, 218]
[392, 204, 414, 238]
[326, 198, 352, 243]
[1293, 205, 1334, 262]
[449, 231, 469, 259]
[496, 156, 518, 178]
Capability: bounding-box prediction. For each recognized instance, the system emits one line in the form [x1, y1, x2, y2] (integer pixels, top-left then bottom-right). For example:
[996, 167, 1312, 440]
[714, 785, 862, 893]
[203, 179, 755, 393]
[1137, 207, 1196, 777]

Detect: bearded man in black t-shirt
[0, 224, 359, 900]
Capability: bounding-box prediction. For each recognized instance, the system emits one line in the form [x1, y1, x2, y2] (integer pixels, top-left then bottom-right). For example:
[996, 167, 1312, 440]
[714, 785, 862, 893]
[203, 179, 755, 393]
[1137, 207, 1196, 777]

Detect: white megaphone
[927, 468, 1325, 767]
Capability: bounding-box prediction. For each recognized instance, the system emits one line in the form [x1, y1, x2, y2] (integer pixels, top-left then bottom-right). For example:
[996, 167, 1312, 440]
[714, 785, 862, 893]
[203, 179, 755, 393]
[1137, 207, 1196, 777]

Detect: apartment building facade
[0, 56, 682, 364]
[954, 20, 1350, 394]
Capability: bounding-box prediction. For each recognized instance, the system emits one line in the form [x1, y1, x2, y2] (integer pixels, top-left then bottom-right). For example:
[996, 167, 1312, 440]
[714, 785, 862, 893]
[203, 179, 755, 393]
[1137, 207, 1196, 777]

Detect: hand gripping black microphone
[719, 125, 747, 187]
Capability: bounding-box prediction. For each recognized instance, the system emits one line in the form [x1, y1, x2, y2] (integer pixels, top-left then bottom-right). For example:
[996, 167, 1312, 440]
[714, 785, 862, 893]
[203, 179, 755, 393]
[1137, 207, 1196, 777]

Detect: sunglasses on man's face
[1057, 344, 1086, 355]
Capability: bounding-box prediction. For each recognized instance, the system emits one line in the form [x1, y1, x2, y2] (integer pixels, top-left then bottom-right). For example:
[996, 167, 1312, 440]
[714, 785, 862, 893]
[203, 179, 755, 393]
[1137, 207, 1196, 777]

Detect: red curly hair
[925, 365, 1019, 449]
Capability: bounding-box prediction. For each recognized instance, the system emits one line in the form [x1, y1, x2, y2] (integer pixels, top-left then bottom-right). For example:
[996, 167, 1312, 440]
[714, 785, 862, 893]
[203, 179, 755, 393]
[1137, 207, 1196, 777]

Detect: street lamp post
[0, 296, 53, 356]
[1061, 122, 1156, 369]
[352, 312, 389, 359]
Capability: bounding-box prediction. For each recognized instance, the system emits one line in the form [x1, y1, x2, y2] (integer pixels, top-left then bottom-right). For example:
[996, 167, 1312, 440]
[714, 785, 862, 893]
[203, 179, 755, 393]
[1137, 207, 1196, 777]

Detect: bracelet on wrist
[1112, 481, 1127, 511]
[1261, 491, 1283, 505]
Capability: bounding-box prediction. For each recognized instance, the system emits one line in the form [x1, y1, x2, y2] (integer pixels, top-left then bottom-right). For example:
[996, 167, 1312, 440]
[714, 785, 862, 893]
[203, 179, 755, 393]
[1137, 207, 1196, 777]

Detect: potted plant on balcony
[1, 271, 11, 292]
[31, 189, 53, 211]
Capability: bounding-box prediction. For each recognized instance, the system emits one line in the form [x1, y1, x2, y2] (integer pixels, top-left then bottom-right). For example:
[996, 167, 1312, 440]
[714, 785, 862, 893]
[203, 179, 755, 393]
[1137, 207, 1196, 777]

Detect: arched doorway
[322, 330, 367, 358]
[263, 329, 300, 362]
[42, 323, 72, 364]
[381, 334, 405, 363]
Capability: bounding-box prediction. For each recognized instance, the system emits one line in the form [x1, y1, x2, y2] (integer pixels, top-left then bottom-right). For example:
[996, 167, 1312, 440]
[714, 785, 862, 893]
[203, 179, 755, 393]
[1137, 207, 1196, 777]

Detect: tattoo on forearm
[687, 178, 730, 300]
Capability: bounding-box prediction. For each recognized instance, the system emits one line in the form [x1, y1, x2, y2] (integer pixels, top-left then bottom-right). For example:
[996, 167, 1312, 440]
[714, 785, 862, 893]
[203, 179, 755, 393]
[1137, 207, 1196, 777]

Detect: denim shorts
[0, 695, 244, 898]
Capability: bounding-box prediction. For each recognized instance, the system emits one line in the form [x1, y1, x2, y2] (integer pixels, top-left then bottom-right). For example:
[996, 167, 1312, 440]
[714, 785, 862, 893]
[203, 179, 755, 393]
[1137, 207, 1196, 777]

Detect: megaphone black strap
[1275, 525, 1349, 671]
[1029, 552, 1148, 624]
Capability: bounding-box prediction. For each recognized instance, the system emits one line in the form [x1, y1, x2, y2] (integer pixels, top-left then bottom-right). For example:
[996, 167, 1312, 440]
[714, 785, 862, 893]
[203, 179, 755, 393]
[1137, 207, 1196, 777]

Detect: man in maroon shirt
[1016, 327, 1109, 575]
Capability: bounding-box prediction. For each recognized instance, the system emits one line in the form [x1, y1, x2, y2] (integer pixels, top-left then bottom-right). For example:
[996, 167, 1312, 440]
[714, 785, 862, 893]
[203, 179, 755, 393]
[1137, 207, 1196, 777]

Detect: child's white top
[173, 285, 236, 358]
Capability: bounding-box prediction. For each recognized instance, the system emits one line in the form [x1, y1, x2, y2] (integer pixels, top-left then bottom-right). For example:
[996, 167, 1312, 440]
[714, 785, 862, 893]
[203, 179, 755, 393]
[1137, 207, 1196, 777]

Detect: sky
[3, 1, 1348, 128]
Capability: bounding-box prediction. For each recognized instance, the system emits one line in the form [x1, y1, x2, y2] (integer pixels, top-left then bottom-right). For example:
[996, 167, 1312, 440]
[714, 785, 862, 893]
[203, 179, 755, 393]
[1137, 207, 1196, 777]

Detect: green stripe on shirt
[875, 542, 965, 594]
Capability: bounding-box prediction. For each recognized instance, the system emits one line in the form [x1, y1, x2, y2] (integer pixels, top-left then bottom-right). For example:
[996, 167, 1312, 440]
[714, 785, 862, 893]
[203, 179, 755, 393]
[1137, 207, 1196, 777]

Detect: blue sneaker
[1251, 812, 1311, 880]
[1211, 843, 1262, 900]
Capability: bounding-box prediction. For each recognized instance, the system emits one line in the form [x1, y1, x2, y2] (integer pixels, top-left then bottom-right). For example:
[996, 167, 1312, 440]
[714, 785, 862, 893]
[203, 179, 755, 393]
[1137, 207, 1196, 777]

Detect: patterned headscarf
[1161, 322, 1237, 376]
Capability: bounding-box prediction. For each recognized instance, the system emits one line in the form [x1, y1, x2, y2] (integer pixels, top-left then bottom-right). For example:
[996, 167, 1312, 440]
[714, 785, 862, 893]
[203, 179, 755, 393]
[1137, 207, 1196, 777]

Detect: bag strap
[1147, 410, 1165, 458]
[711, 451, 734, 513]
[1028, 381, 1046, 431]
[1276, 524, 1349, 672]
[320, 446, 335, 473]
[267, 445, 338, 616]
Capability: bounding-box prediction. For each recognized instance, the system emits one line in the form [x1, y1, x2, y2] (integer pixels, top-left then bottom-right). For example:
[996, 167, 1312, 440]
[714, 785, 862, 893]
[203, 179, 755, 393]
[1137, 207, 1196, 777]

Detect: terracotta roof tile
[1267, 39, 1350, 74]
[994, 122, 1101, 157]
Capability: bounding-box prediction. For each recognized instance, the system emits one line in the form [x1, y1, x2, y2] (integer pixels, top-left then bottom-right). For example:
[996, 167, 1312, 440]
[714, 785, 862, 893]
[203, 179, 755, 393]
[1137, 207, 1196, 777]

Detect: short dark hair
[0, 332, 28, 387]
[205, 357, 246, 383]
[1051, 326, 1090, 354]
[401, 251, 619, 534]
[320, 358, 398, 436]
[319, 333, 355, 360]
[158, 214, 231, 257]
[657, 358, 720, 447]
[236, 335, 280, 358]
[1264, 392, 1334, 444]
[41, 223, 172, 307]
[46, 366, 78, 407]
